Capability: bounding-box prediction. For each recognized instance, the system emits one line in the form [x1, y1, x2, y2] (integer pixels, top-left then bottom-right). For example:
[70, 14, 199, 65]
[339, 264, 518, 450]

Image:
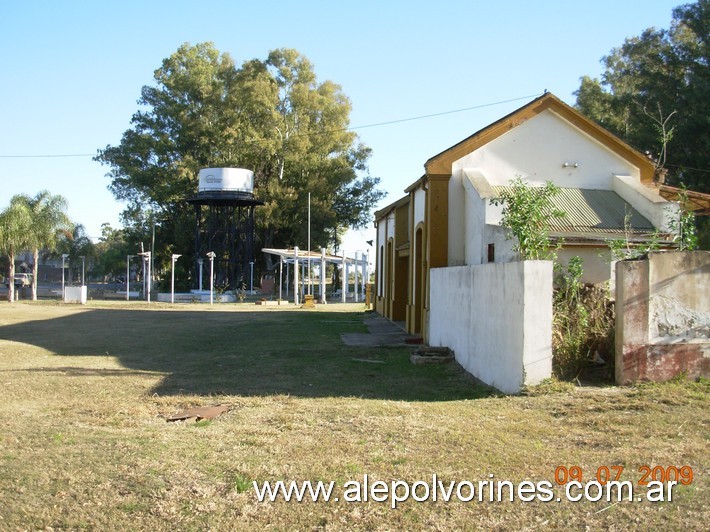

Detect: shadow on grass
[0, 308, 492, 401]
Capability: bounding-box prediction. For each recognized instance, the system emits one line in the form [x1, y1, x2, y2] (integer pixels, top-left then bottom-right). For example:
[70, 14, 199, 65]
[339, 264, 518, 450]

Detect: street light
[139, 251, 151, 303]
[61, 253, 69, 299]
[126, 255, 135, 301]
[206, 251, 216, 305]
[171, 254, 181, 304]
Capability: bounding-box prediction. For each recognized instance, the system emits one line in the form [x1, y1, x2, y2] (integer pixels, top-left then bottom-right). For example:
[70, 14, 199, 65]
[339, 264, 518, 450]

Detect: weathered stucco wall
[615, 251, 710, 384]
[429, 261, 553, 393]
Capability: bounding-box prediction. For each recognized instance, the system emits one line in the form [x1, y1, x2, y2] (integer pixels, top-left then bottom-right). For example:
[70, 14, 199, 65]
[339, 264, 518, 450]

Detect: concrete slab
[341, 313, 421, 347]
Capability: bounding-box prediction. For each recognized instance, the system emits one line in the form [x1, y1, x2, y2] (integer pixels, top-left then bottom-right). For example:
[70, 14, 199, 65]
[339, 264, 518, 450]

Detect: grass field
[0, 301, 707, 530]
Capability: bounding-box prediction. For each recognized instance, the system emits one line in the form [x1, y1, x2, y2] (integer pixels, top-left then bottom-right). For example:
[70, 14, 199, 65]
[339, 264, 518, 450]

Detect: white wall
[457, 169, 517, 265]
[451, 109, 639, 190]
[448, 169, 465, 266]
[429, 261, 553, 393]
[375, 212, 395, 297]
[613, 174, 678, 232]
[413, 187, 426, 227]
[462, 170, 485, 265]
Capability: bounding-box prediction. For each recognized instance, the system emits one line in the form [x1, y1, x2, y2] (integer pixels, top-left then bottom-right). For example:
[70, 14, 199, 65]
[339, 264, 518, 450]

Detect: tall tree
[575, 0, 709, 192]
[56, 224, 95, 285]
[24, 191, 71, 300]
[96, 43, 384, 281]
[93, 223, 132, 282]
[0, 196, 33, 302]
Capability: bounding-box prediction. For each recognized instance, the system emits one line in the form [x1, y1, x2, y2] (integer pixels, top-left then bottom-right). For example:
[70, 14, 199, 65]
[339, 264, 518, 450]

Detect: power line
[348, 93, 542, 130]
[0, 93, 542, 158]
[0, 153, 95, 158]
[665, 163, 710, 174]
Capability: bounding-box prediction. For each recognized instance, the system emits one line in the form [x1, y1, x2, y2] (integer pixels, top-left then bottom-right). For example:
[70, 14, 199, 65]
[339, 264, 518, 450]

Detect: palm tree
[56, 224, 95, 285]
[0, 196, 33, 302]
[22, 191, 72, 300]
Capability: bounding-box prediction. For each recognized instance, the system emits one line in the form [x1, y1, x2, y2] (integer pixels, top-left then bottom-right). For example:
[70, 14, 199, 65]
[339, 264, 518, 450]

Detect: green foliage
[56, 224, 96, 284]
[96, 42, 385, 277]
[490, 177, 565, 260]
[93, 223, 132, 281]
[0, 196, 33, 301]
[22, 191, 71, 300]
[575, 0, 710, 193]
[552, 257, 615, 381]
[667, 186, 699, 251]
[605, 209, 663, 261]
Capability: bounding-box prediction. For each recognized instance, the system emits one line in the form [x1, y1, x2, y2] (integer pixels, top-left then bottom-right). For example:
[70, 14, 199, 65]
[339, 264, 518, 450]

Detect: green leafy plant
[490, 177, 566, 260]
[606, 208, 663, 261]
[552, 257, 615, 381]
[667, 185, 698, 251]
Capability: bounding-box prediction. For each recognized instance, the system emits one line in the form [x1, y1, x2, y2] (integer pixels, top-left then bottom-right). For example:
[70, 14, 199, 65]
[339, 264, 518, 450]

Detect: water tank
[198, 168, 254, 193]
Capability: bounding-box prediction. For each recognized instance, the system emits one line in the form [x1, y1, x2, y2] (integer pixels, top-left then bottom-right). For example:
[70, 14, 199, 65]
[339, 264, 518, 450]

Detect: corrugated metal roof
[492, 187, 656, 236]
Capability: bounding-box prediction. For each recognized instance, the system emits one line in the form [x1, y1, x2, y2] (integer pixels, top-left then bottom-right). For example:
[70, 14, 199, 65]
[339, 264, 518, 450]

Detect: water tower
[186, 168, 263, 290]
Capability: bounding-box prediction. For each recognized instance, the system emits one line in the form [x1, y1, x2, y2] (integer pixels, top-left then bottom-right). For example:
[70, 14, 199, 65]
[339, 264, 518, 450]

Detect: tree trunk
[7, 251, 15, 303]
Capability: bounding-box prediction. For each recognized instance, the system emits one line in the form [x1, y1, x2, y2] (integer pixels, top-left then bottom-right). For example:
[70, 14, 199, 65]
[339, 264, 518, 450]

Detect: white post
[294, 247, 299, 305]
[279, 256, 283, 303]
[145, 253, 151, 303]
[307, 192, 312, 296]
[354, 251, 360, 303]
[363, 252, 369, 300]
[207, 252, 215, 305]
[341, 250, 346, 303]
[139, 252, 151, 303]
[197, 259, 204, 291]
[125, 255, 133, 301]
[286, 260, 290, 299]
[320, 248, 326, 304]
[171, 254, 181, 304]
[61, 253, 68, 300]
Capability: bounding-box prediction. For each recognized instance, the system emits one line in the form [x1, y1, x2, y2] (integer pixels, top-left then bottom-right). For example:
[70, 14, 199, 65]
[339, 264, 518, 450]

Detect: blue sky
[0, 0, 682, 252]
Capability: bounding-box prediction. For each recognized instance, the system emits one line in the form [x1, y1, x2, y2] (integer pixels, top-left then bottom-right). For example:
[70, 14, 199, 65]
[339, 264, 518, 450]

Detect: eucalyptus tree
[0, 196, 33, 302]
[575, 0, 709, 192]
[96, 42, 384, 276]
[24, 190, 71, 300]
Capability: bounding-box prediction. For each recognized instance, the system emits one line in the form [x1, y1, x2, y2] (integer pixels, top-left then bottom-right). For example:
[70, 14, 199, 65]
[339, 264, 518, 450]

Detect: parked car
[6, 273, 32, 288]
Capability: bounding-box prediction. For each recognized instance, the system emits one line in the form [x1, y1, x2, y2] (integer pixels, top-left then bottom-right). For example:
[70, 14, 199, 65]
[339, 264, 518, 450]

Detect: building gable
[425, 93, 656, 184]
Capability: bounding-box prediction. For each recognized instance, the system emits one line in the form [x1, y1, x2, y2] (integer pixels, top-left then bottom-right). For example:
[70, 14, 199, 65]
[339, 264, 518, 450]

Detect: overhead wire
[0, 93, 543, 158]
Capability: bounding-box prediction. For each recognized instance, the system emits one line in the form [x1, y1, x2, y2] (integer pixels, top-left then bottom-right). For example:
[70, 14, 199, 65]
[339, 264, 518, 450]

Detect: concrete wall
[557, 247, 614, 286]
[64, 286, 87, 304]
[429, 260, 553, 393]
[448, 169, 465, 266]
[613, 174, 678, 232]
[615, 251, 710, 384]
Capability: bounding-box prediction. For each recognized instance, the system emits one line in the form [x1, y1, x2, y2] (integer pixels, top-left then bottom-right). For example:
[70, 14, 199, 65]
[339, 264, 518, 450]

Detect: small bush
[552, 258, 615, 381]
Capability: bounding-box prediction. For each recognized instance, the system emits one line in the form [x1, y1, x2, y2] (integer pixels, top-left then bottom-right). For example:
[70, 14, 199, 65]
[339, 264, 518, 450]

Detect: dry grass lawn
[0, 301, 707, 530]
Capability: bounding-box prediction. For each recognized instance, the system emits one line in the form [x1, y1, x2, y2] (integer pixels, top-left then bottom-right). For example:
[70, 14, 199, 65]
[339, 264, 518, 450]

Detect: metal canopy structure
[262, 247, 369, 305]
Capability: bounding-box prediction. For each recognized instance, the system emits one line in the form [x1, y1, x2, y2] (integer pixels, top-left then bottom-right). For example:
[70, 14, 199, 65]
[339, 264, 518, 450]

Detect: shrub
[552, 258, 615, 381]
